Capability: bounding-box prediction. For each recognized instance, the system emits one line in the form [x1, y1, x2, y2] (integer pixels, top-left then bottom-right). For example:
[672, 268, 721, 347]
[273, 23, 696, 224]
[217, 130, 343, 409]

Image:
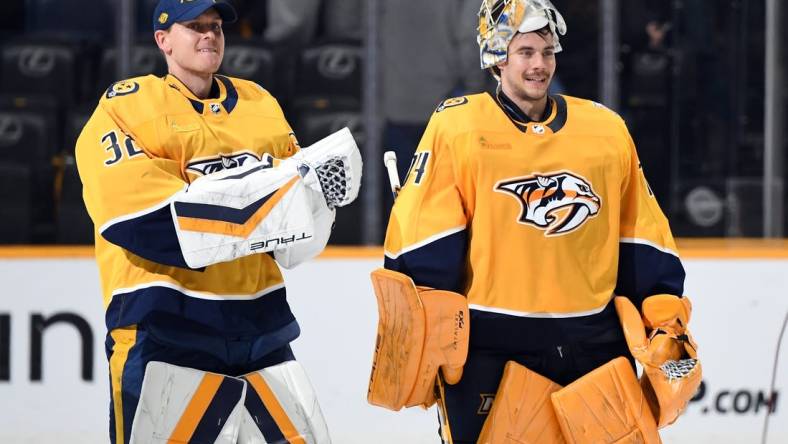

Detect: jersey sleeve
[615, 126, 685, 307]
[383, 114, 468, 293]
[76, 102, 191, 268]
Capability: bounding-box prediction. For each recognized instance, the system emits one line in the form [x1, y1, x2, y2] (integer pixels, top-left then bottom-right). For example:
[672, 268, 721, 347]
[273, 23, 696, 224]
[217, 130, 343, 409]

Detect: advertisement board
[0, 254, 785, 443]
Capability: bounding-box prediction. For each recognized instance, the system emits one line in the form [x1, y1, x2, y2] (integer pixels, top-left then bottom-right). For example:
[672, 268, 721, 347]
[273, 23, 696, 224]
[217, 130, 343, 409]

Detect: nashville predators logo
[495, 171, 601, 236]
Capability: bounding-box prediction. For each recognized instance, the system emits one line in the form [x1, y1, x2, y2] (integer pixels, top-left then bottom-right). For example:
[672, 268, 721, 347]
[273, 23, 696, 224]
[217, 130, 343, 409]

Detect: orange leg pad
[477, 361, 566, 444]
[550, 357, 661, 444]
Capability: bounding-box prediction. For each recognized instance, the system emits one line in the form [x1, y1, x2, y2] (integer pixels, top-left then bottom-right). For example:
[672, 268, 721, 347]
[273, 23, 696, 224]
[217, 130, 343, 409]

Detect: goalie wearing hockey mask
[76, 1, 361, 442]
[368, 1, 701, 442]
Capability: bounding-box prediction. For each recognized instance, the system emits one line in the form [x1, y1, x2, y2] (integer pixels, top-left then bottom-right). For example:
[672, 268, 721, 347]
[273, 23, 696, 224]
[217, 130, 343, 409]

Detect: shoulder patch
[106, 80, 140, 99]
[436, 96, 469, 113]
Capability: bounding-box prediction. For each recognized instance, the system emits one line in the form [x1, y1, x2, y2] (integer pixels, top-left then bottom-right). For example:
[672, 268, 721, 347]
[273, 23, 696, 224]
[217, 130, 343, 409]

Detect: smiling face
[155, 8, 224, 77]
[497, 29, 556, 104]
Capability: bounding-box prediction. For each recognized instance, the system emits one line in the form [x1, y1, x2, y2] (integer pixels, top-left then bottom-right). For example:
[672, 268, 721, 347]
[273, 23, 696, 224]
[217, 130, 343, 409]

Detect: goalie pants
[105, 319, 297, 444]
[440, 304, 635, 443]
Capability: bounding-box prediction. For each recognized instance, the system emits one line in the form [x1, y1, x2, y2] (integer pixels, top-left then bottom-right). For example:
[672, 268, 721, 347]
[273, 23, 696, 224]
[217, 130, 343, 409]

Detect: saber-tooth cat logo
[495, 171, 601, 236]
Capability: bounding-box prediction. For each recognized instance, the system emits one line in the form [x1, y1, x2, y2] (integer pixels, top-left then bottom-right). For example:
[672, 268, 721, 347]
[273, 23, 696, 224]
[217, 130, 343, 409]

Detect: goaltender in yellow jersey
[81, 73, 299, 322]
[77, 1, 362, 443]
[385, 91, 682, 317]
[368, 1, 700, 443]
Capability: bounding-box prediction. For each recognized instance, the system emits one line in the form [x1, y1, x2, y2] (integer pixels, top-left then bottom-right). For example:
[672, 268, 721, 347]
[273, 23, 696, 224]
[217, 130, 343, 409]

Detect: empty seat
[0, 97, 59, 242]
[221, 44, 277, 92]
[0, 162, 32, 243]
[56, 159, 93, 244]
[294, 41, 362, 105]
[25, 0, 113, 42]
[98, 44, 168, 92]
[63, 107, 93, 155]
[292, 107, 364, 148]
[0, 109, 56, 165]
[1, 40, 91, 106]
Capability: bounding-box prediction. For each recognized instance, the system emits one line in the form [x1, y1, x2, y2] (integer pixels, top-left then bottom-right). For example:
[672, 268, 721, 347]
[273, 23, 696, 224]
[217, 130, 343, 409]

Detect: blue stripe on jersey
[384, 229, 468, 293]
[101, 204, 192, 269]
[219, 163, 273, 180]
[469, 302, 625, 353]
[243, 379, 287, 443]
[217, 76, 239, 113]
[173, 191, 273, 224]
[190, 377, 246, 443]
[105, 286, 298, 339]
[187, 98, 204, 114]
[615, 242, 685, 308]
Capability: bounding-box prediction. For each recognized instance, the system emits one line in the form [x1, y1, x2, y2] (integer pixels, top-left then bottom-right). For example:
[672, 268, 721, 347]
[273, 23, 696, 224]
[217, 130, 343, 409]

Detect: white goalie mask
[477, 0, 567, 70]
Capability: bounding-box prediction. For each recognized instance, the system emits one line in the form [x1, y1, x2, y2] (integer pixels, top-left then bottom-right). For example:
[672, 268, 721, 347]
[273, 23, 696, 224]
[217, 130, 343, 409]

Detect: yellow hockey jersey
[76, 74, 302, 343]
[383, 92, 685, 351]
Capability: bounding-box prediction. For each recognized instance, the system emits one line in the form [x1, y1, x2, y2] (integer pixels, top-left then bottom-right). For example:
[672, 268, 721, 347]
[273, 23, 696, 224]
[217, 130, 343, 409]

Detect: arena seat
[56, 159, 93, 244]
[0, 162, 32, 243]
[294, 40, 362, 106]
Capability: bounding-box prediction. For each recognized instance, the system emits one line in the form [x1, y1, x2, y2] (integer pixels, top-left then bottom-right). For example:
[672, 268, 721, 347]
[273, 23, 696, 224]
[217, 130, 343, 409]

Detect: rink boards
[0, 241, 786, 443]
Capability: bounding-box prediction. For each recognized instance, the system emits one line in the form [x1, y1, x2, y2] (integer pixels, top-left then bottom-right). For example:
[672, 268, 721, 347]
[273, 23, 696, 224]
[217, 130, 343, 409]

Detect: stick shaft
[383, 151, 401, 200]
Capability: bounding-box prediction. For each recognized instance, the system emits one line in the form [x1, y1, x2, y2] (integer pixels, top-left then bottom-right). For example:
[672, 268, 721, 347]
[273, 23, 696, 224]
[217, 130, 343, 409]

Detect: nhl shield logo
[209, 103, 222, 114]
[495, 171, 601, 236]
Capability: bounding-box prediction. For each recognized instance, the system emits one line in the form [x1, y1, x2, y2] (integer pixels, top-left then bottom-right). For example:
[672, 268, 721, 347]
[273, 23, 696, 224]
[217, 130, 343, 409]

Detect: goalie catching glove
[615, 295, 702, 428]
[171, 127, 362, 269]
[367, 268, 469, 411]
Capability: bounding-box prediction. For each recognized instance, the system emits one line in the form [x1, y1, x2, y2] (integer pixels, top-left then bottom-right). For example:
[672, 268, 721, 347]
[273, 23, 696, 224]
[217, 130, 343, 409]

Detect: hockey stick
[382, 150, 455, 444]
[383, 151, 401, 200]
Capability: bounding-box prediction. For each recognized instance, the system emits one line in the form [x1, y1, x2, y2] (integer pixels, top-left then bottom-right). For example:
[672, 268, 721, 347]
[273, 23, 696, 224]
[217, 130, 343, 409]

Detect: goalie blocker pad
[479, 359, 660, 444]
[367, 268, 469, 411]
[615, 295, 702, 428]
[171, 127, 362, 269]
[130, 361, 331, 444]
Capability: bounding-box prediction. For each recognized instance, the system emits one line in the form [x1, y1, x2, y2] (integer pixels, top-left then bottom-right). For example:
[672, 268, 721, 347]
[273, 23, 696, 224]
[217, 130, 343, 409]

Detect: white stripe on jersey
[384, 226, 466, 260]
[469, 298, 611, 318]
[111, 281, 285, 301]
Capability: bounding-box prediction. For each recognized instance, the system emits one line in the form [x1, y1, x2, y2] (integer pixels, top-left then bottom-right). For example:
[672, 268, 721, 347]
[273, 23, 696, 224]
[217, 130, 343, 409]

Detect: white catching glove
[283, 126, 363, 209]
[274, 127, 363, 268]
[170, 128, 362, 269]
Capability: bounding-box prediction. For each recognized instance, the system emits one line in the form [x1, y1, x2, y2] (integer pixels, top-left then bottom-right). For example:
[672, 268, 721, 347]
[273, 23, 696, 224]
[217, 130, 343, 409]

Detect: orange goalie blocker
[367, 268, 469, 411]
[615, 296, 702, 428]
[551, 357, 661, 444]
[477, 361, 566, 444]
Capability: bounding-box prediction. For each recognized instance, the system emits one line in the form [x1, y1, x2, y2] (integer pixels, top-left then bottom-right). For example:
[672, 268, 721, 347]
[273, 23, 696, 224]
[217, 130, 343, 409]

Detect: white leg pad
[238, 361, 331, 444]
[129, 361, 247, 444]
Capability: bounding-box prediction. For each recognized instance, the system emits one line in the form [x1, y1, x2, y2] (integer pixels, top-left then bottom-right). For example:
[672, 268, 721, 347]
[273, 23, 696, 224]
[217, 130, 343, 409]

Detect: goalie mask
[477, 0, 567, 70]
